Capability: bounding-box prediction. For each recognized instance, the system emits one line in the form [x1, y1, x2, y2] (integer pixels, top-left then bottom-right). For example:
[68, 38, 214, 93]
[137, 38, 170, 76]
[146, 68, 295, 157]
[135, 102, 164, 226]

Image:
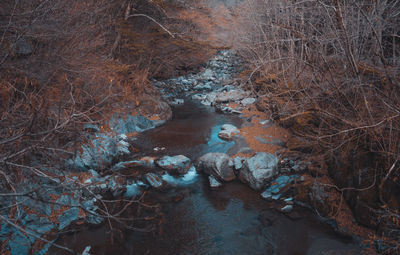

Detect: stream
[0, 0, 378, 254]
[54, 99, 360, 255]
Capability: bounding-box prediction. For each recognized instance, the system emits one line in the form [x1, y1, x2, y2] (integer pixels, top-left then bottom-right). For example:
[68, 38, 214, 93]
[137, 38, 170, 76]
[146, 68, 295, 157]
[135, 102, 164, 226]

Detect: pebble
[281, 205, 294, 213]
[209, 175, 223, 188]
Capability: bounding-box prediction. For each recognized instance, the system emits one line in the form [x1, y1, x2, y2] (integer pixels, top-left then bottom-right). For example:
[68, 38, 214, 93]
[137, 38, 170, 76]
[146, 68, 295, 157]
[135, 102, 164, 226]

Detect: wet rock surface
[281, 204, 294, 213]
[144, 173, 166, 189]
[239, 152, 279, 190]
[156, 155, 192, 175]
[217, 123, 240, 141]
[198, 153, 236, 182]
[261, 175, 299, 201]
[208, 175, 223, 188]
[69, 111, 172, 172]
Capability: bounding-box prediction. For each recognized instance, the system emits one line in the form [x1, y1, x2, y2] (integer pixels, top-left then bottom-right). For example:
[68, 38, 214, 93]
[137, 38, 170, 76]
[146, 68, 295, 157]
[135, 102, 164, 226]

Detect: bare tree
[0, 0, 166, 253]
[234, 0, 400, 252]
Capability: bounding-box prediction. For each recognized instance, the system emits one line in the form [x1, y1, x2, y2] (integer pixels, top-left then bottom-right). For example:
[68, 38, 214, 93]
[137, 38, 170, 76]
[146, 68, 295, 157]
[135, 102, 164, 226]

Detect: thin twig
[127, 13, 175, 38]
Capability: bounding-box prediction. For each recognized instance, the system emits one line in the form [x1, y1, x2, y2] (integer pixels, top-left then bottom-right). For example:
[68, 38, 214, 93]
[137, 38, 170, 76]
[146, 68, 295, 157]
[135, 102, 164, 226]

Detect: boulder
[218, 124, 240, 141]
[233, 156, 245, 171]
[110, 114, 157, 134]
[138, 95, 172, 124]
[68, 133, 130, 171]
[156, 155, 191, 175]
[198, 153, 235, 182]
[239, 152, 279, 190]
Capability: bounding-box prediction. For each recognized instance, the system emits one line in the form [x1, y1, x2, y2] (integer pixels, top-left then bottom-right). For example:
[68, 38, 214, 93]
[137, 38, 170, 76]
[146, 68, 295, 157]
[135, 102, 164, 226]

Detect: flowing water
[54, 99, 360, 255]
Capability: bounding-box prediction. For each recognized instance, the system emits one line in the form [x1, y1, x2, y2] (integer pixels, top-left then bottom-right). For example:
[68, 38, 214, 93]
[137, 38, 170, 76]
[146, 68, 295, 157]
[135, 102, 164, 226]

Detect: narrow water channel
[54, 99, 360, 254]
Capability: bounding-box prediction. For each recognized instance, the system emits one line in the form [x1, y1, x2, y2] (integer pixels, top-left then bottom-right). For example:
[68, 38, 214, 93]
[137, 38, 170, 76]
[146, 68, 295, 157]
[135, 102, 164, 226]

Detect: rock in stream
[197, 153, 235, 182]
[156, 155, 192, 175]
[239, 152, 279, 190]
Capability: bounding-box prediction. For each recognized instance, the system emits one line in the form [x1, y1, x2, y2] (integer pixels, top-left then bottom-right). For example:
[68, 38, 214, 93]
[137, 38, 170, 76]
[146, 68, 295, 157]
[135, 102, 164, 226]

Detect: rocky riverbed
[46, 50, 363, 254]
[0, 46, 367, 255]
[0, 46, 372, 254]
